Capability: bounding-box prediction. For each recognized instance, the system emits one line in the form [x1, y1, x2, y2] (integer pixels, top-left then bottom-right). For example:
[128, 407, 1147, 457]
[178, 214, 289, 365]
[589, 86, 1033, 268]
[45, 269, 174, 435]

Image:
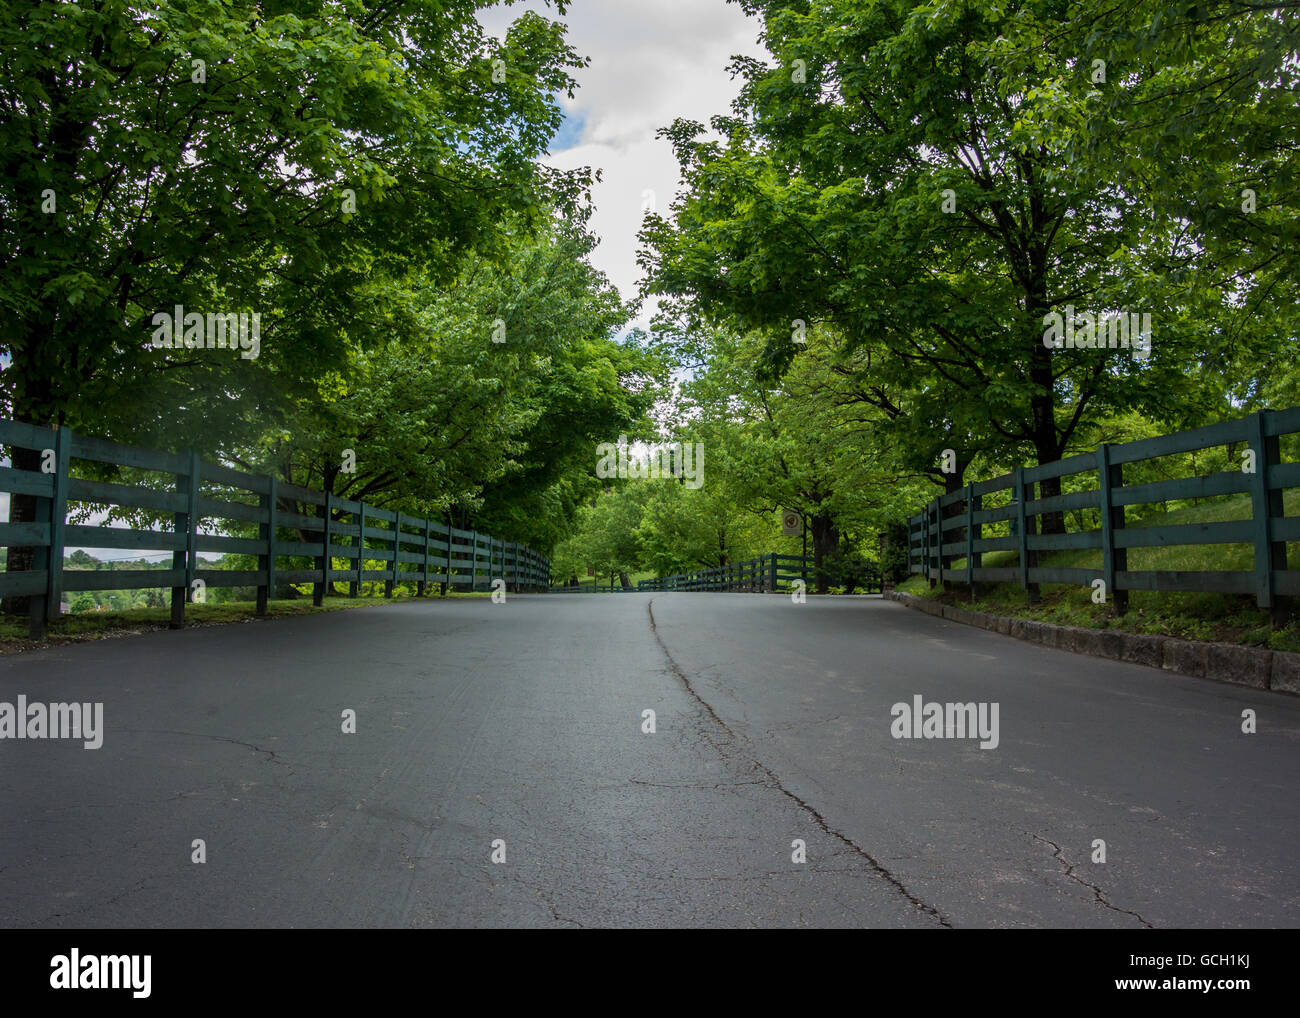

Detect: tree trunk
[810, 514, 838, 594]
[1027, 276, 1066, 535]
[940, 460, 968, 589]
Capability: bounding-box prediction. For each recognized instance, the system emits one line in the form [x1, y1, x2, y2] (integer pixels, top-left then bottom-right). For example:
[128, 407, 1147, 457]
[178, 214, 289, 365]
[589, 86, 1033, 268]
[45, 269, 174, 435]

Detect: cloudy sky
[479, 0, 768, 333]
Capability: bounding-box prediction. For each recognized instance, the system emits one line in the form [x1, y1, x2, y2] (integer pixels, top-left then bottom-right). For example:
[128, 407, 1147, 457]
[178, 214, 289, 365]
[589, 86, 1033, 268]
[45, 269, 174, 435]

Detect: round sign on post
[781, 510, 801, 536]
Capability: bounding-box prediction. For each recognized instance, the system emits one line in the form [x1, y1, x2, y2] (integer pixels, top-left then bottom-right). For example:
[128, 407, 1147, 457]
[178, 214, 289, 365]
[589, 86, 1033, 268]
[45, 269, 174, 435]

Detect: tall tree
[0, 0, 585, 605]
[250, 212, 660, 554]
[1, 0, 584, 435]
[641, 0, 1295, 530]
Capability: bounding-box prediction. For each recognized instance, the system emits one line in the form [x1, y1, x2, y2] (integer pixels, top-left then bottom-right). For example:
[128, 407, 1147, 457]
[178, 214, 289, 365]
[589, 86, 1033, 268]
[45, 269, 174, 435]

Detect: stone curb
[884, 591, 1294, 695]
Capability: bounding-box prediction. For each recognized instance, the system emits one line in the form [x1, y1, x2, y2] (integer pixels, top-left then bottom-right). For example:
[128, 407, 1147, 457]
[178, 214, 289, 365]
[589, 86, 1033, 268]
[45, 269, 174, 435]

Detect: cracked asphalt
[1, 592, 1297, 928]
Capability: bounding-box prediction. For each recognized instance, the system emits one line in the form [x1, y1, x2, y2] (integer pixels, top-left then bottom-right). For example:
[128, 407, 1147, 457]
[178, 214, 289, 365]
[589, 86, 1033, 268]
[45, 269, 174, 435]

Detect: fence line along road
[0, 418, 550, 638]
[635, 554, 881, 593]
[551, 580, 632, 593]
[908, 407, 1299, 620]
[550, 556, 820, 593]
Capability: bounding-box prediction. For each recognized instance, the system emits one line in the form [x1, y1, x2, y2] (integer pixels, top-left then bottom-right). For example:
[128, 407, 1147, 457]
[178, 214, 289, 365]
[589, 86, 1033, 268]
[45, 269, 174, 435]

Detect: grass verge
[0, 590, 493, 655]
[894, 577, 1300, 653]
[896, 490, 1300, 651]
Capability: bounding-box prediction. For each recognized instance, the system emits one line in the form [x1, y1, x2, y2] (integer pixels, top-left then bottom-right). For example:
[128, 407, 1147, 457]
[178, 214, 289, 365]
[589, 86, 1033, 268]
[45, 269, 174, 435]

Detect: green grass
[0, 589, 492, 653]
[900, 491, 1300, 652]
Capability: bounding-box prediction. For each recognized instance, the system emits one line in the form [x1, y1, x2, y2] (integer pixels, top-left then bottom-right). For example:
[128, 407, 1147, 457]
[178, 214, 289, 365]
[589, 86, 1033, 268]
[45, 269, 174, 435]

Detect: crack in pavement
[119, 728, 290, 766]
[535, 887, 586, 928]
[647, 599, 953, 929]
[1029, 832, 1155, 929]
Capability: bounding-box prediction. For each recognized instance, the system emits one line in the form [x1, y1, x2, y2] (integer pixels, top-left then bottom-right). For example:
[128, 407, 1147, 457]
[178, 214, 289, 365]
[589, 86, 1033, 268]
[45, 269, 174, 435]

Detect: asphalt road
[1, 592, 1297, 928]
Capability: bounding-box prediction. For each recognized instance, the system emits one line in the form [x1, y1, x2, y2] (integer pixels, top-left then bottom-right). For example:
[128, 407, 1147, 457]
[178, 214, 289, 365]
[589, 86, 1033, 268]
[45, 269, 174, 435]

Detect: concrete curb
[883, 591, 1296, 696]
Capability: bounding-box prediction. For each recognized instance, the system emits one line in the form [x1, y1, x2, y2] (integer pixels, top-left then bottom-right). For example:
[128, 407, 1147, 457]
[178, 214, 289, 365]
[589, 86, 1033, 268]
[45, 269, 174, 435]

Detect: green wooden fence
[0, 418, 550, 638]
[636, 554, 881, 593]
[907, 407, 1299, 620]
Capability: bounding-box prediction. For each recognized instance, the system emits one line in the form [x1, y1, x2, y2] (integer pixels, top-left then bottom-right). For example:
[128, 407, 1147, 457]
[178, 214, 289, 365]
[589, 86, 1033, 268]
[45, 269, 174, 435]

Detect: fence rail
[0, 419, 550, 638]
[551, 581, 635, 593]
[636, 554, 881, 593]
[907, 407, 1298, 619]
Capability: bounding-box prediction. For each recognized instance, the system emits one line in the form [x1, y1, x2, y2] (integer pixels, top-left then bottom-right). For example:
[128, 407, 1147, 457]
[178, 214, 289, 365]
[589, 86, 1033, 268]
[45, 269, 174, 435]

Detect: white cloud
[480, 0, 767, 332]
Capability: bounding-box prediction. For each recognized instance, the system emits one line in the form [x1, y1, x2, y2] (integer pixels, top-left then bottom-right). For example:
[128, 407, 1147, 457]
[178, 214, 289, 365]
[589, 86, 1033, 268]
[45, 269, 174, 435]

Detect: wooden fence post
[470, 530, 479, 591]
[965, 483, 976, 596]
[28, 481, 50, 641]
[418, 516, 429, 597]
[352, 504, 366, 597]
[923, 503, 933, 588]
[314, 493, 331, 606]
[1248, 410, 1287, 625]
[386, 513, 398, 599]
[27, 425, 69, 639]
[1097, 444, 1128, 615]
[187, 454, 202, 613]
[170, 451, 200, 629]
[444, 521, 452, 595]
[256, 474, 277, 616]
[1014, 468, 1031, 601]
[1024, 472, 1041, 605]
[48, 425, 69, 622]
[940, 496, 953, 592]
[932, 499, 943, 588]
[921, 506, 928, 585]
[38, 425, 71, 638]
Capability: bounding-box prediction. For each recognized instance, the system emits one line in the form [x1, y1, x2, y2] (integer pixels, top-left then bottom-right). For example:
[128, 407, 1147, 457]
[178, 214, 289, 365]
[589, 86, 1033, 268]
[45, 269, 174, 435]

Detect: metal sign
[781, 510, 801, 536]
